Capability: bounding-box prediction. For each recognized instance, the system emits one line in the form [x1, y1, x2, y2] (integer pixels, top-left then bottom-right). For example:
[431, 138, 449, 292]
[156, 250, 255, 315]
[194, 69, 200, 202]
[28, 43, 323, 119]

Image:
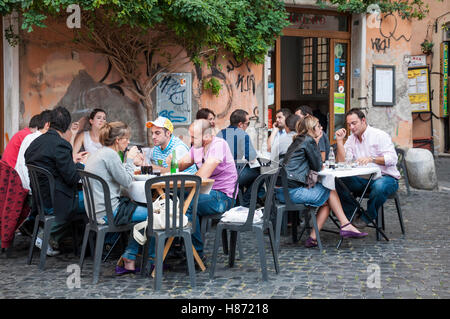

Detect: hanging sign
[408, 55, 427, 67]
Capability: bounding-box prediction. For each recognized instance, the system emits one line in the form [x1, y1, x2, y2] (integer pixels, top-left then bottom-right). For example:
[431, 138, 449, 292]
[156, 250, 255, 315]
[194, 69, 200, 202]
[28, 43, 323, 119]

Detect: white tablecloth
[318, 165, 382, 190]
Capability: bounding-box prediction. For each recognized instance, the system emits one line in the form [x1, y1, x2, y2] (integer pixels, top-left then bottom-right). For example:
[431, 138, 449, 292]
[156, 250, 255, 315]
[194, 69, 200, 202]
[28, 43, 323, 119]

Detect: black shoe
[352, 216, 368, 229]
[18, 220, 34, 237]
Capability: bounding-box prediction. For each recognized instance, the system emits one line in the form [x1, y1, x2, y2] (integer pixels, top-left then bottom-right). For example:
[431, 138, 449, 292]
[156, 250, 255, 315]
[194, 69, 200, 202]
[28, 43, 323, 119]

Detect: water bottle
[170, 150, 178, 174]
[328, 146, 335, 169]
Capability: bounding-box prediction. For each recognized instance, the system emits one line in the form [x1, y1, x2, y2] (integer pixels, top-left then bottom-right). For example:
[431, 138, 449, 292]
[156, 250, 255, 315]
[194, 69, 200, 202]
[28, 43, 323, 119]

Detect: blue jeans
[103, 204, 156, 261]
[275, 182, 330, 208]
[186, 190, 234, 257]
[239, 166, 265, 207]
[335, 175, 399, 223]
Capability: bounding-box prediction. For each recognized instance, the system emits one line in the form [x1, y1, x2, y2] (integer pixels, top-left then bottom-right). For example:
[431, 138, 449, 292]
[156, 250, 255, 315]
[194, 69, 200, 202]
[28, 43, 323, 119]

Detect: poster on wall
[156, 73, 192, 124]
[408, 67, 431, 113]
[334, 93, 345, 114]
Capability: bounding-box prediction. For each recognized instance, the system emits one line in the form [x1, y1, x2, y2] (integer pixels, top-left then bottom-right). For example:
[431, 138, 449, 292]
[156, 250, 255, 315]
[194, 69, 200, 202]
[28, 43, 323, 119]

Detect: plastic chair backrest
[77, 169, 114, 227]
[277, 166, 299, 209]
[395, 147, 411, 195]
[144, 174, 201, 235]
[231, 161, 247, 206]
[26, 164, 55, 220]
[240, 167, 281, 229]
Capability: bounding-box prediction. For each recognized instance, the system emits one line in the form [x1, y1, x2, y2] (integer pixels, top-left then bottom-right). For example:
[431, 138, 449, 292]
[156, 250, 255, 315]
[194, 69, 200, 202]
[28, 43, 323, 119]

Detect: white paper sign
[375, 69, 393, 103]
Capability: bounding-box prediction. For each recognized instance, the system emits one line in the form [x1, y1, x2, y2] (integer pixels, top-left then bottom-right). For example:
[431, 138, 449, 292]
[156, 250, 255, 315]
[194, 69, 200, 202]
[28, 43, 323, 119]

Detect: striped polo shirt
[151, 135, 197, 174]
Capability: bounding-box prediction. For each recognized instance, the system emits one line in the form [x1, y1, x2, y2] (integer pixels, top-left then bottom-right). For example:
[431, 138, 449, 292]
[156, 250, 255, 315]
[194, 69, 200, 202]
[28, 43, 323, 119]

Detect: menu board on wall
[408, 67, 431, 113]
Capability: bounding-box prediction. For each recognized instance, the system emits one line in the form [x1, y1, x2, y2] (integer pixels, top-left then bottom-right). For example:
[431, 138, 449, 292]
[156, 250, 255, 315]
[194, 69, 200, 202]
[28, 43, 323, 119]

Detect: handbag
[306, 170, 319, 189]
[133, 194, 188, 245]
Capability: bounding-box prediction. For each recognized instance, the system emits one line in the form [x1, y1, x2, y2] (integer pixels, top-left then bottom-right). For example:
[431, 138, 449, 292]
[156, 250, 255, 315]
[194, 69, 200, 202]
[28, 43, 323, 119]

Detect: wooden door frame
[274, 8, 351, 144]
[329, 38, 351, 144]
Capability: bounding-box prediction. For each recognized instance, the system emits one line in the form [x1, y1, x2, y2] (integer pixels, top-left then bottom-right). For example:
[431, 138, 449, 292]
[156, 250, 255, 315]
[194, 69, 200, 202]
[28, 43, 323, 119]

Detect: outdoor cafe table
[318, 164, 388, 248]
[126, 175, 214, 274]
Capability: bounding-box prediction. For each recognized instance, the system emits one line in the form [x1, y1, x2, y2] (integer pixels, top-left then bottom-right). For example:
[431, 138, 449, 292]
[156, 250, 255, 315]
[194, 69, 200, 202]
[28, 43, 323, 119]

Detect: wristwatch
[371, 156, 376, 163]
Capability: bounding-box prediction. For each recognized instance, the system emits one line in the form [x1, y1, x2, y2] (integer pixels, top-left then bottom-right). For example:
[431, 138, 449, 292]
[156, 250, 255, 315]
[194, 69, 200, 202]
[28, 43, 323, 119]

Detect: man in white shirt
[335, 108, 400, 228]
[15, 110, 52, 191]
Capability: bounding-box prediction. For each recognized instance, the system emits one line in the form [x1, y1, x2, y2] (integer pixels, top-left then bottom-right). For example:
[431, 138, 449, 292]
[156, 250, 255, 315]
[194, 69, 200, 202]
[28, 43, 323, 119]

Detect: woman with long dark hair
[73, 108, 107, 155]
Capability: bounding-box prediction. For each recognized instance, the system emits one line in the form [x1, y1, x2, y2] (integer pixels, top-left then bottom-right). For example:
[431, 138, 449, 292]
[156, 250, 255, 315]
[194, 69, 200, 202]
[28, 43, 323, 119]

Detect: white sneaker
[35, 237, 60, 257]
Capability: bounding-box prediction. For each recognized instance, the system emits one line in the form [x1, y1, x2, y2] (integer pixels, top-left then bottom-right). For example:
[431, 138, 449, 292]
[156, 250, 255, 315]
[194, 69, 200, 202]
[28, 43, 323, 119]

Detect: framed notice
[372, 65, 395, 106]
[408, 67, 431, 113]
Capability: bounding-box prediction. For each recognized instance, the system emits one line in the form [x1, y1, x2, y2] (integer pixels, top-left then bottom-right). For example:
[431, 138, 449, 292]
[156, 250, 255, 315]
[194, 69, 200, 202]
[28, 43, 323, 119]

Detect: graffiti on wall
[371, 13, 411, 54]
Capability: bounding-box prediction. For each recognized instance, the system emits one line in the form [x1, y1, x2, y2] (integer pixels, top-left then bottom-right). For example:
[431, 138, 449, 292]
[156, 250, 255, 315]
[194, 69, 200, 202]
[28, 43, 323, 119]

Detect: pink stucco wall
[19, 20, 263, 145]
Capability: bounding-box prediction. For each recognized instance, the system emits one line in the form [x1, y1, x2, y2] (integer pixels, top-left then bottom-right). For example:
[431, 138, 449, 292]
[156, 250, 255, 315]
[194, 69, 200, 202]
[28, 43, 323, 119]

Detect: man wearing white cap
[146, 116, 197, 174]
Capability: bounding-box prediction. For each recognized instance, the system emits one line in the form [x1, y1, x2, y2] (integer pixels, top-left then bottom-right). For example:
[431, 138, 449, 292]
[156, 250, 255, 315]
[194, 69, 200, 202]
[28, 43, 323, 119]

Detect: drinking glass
[345, 150, 353, 168]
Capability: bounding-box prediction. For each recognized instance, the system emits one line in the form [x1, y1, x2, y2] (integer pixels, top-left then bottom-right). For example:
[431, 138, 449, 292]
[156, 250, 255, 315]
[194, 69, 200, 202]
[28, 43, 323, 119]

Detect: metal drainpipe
[360, 14, 368, 109]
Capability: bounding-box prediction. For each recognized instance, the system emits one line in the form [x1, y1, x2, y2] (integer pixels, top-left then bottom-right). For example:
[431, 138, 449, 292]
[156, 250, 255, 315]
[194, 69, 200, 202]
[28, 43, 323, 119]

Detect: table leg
[335, 173, 389, 249]
[151, 186, 206, 277]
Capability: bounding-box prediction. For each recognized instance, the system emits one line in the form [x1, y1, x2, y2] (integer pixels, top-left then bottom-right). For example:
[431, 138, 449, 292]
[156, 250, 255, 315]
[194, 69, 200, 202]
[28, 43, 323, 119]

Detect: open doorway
[280, 36, 330, 133]
[272, 8, 351, 144]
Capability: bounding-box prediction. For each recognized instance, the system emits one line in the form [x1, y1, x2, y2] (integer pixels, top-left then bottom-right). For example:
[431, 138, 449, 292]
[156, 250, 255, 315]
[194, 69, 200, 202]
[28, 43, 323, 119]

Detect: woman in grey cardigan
[85, 121, 147, 274]
[277, 116, 367, 248]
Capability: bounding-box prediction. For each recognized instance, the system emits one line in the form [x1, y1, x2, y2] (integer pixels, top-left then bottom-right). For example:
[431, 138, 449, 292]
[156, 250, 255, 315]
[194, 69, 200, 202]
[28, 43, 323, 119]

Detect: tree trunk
[144, 94, 154, 146]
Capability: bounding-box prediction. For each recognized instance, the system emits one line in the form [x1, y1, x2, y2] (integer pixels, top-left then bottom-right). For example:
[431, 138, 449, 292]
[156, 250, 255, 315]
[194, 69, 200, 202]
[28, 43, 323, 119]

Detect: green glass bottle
[170, 150, 178, 174]
[118, 150, 124, 163]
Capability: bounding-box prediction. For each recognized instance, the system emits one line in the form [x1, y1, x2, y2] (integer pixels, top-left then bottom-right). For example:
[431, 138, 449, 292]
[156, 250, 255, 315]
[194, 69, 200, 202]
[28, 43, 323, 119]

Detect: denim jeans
[335, 175, 399, 223]
[103, 204, 156, 261]
[239, 166, 265, 207]
[275, 182, 330, 208]
[186, 190, 234, 257]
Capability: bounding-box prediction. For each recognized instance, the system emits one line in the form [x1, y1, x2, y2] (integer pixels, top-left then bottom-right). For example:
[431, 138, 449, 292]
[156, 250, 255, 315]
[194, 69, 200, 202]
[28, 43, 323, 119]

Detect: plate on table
[134, 174, 156, 181]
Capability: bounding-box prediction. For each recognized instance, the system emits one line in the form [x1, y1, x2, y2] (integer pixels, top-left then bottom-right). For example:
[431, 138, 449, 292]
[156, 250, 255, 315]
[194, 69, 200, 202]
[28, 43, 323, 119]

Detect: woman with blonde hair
[85, 121, 152, 274]
[276, 116, 367, 248]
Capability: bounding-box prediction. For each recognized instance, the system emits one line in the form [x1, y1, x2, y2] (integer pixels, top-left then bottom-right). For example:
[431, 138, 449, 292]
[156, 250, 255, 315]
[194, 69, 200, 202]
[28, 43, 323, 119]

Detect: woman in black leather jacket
[276, 116, 367, 248]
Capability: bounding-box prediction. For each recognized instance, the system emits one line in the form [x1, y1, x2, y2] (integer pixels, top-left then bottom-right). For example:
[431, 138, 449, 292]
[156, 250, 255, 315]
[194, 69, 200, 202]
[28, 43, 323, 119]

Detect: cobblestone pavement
[1, 158, 449, 299]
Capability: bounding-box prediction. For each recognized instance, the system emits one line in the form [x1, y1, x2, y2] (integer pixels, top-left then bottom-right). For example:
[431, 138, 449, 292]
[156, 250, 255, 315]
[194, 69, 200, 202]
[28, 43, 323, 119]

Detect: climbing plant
[1, 0, 289, 142]
[316, 0, 443, 20]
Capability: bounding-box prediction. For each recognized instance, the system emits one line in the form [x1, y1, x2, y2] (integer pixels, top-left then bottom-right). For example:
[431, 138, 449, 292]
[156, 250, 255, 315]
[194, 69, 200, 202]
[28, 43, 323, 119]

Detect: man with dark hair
[16, 110, 52, 191]
[270, 114, 300, 163]
[217, 109, 260, 207]
[335, 108, 400, 228]
[267, 108, 292, 152]
[145, 116, 197, 174]
[25, 106, 88, 255]
[1, 114, 40, 168]
[295, 105, 330, 161]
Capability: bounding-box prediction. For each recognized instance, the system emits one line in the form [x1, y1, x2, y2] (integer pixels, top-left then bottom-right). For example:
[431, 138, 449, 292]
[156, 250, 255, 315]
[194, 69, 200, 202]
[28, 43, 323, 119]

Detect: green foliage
[0, 0, 288, 65]
[420, 39, 433, 54]
[203, 77, 222, 97]
[316, 0, 443, 20]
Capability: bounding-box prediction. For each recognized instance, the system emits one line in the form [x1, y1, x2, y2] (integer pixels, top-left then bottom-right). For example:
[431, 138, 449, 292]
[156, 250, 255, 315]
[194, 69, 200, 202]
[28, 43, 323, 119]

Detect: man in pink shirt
[175, 119, 238, 259]
[335, 108, 400, 228]
[1, 115, 40, 168]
